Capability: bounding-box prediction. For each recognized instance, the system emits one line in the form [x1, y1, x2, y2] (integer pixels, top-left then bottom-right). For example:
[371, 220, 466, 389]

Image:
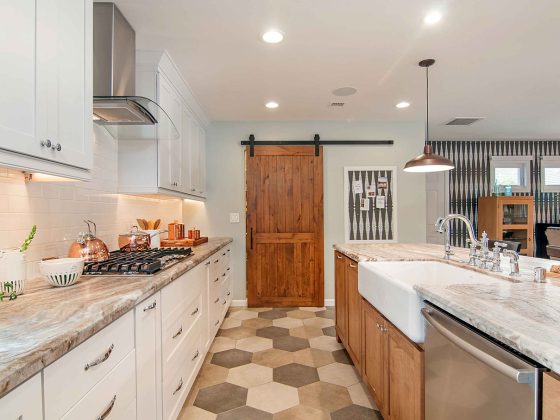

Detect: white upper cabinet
[0, 0, 92, 179]
[118, 50, 208, 199]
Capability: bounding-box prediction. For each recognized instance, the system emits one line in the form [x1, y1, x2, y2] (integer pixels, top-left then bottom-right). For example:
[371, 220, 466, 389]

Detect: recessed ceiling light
[262, 30, 284, 44]
[265, 101, 279, 109]
[396, 101, 411, 109]
[423, 11, 442, 25]
[332, 87, 357, 96]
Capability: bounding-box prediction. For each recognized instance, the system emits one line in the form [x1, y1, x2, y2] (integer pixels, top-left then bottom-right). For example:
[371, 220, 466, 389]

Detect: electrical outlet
[229, 213, 240, 223]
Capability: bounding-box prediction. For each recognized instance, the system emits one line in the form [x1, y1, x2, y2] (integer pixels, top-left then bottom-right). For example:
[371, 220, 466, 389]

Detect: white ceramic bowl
[40, 258, 85, 287]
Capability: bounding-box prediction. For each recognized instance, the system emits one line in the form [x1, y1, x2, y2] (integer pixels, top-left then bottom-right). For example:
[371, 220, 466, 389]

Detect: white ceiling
[114, 0, 560, 139]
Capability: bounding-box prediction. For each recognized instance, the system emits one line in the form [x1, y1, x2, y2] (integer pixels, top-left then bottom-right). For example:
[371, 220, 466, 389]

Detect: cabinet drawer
[161, 267, 204, 323]
[44, 311, 134, 420]
[0, 373, 42, 420]
[162, 292, 203, 362]
[163, 322, 203, 420]
[61, 350, 136, 420]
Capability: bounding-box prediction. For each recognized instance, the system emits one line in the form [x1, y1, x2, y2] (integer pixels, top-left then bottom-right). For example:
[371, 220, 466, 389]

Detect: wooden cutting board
[160, 237, 208, 247]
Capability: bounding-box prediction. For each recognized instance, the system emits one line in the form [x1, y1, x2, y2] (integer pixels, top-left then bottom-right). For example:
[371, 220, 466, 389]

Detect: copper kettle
[68, 220, 110, 262]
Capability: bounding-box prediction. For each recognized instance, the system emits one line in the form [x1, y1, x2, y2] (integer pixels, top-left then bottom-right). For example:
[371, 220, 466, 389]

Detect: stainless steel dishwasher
[422, 303, 545, 420]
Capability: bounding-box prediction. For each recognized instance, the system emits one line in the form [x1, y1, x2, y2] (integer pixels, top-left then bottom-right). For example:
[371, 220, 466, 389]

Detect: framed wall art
[343, 166, 397, 243]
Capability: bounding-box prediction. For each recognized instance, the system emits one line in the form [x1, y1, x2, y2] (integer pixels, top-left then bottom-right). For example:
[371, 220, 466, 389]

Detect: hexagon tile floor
[179, 306, 383, 420]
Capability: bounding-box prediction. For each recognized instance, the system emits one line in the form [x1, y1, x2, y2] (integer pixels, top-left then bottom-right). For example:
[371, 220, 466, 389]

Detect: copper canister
[188, 228, 195, 239]
[168, 223, 177, 240]
[194, 229, 201, 240]
[176, 224, 185, 240]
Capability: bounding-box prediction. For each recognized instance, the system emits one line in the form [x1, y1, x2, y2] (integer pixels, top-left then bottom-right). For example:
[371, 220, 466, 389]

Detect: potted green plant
[0, 225, 36, 300]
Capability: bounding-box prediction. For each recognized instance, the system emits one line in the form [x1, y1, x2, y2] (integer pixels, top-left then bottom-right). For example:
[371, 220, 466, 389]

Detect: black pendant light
[404, 59, 454, 173]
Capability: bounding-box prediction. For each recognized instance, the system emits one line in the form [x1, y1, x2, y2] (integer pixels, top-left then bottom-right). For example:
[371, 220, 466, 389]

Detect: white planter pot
[0, 249, 27, 295]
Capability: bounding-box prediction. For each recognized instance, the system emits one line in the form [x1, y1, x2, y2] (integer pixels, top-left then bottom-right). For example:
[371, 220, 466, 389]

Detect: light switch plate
[229, 213, 240, 223]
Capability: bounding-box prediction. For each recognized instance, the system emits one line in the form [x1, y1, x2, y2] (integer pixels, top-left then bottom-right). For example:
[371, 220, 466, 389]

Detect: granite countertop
[334, 242, 560, 373]
[0, 237, 232, 397]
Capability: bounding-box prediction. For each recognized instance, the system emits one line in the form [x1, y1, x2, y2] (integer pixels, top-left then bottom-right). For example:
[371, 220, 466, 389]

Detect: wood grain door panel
[247, 146, 324, 307]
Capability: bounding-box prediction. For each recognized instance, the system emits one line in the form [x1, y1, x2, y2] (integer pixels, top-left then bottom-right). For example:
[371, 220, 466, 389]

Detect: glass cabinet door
[502, 203, 529, 225]
[502, 229, 528, 250]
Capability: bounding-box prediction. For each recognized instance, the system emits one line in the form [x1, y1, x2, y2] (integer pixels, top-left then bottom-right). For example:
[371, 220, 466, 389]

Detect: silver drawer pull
[227, 249, 231, 253]
[205, 261, 211, 266]
[85, 344, 114, 371]
[349, 263, 357, 268]
[227, 267, 230, 271]
[222, 252, 226, 256]
[214, 320, 220, 326]
[214, 259, 219, 263]
[222, 273, 226, 277]
[143, 301, 157, 312]
[214, 277, 219, 282]
[336, 255, 342, 259]
[227, 291, 231, 296]
[192, 350, 200, 361]
[191, 307, 199, 316]
[97, 395, 117, 420]
[173, 378, 183, 396]
[214, 297, 220, 303]
[172, 326, 183, 339]
[223, 300, 227, 305]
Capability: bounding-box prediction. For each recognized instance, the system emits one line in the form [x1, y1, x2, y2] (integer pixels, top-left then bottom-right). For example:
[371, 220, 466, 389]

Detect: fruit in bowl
[39, 258, 85, 287]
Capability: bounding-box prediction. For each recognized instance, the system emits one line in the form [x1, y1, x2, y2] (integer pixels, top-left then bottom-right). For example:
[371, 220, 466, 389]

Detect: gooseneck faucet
[435, 214, 479, 262]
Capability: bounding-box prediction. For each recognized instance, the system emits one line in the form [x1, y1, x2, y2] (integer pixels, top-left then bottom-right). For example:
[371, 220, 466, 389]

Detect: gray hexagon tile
[211, 349, 253, 368]
[194, 383, 248, 414]
[273, 363, 319, 387]
[273, 335, 310, 352]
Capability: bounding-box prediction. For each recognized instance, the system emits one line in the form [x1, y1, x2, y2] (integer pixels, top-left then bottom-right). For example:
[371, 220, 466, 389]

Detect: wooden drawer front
[0, 373, 42, 420]
[44, 311, 134, 420]
[163, 322, 203, 420]
[544, 372, 560, 420]
[162, 292, 203, 362]
[61, 350, 136, 420]
[162, 267, 204, 323]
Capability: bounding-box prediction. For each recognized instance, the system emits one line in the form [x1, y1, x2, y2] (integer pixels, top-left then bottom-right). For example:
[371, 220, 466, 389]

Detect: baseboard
[324, 298, 335, 307]
[231, 299, 334, 308]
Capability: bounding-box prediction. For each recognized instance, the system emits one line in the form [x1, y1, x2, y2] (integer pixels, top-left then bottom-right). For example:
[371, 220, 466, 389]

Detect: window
[490, 156, 532, 193]
[541, 157, 560, 192]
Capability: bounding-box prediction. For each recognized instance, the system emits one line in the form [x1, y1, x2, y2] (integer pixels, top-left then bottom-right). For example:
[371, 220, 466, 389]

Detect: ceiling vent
[330, 102, 345, 107]
[445, 117, 485, 126]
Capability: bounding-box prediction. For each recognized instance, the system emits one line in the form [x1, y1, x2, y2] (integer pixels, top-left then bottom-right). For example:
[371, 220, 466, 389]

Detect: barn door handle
[250, 228, 253, 250]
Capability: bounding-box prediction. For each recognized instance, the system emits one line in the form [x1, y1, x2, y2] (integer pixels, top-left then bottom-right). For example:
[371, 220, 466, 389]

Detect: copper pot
[118, 226, 152, 252]
[68, 220, 110, 262]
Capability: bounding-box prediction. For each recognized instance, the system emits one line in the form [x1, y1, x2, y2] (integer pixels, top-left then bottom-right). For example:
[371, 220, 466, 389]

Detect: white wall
[0, 126, 182, 278]
[183, 121, 427, 302]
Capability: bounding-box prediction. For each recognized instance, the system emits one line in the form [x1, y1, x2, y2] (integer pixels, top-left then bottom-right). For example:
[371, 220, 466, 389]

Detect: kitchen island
[0, 237, 232, 420]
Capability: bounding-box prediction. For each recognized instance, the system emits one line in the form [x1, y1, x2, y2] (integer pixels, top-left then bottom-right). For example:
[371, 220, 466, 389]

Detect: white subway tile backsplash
[0, 127, 182, 278]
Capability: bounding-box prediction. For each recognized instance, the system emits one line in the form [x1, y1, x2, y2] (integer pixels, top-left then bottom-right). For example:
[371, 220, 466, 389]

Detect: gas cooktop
[83, 248, 193, 275]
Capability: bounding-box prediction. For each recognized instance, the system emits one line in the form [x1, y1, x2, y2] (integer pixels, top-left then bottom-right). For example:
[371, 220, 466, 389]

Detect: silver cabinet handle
[40, 139, 52, 148]
[227, 249, 231, 253]
[172, 326, 183, 339]
[205, 261, 211, 266]
[349, 263, 357, 268]
[223, 300, 227, 305]
[85, 344, 114, 371]
[214, 320, 220, 326]
[222, 252, 226, 256]
[336, 255, 343, 259]
[421, 308, 534, 384]
[192, 350, 200, 361]
[214, 297, 220, 303]
[222, 273, 226, 277]
[214, 277, 219, 283]
[227, 267, 231, 271]
[214, 259, 219, 263]
[191, 188, 196, 192]
[191, 307, 199, 316]
[97, 395, 117, 420]
[143, 301, 157, 312]
[52, 142, 61, 151]
[173, 378, 183, 396]
[227, 291, 231, 296]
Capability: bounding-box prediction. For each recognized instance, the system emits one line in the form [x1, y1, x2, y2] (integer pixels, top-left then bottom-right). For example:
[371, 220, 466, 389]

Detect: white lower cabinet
[60, 350, 137, 420]
[135, 293, 162, 420]
[0, 373, 42, 420]
[1, 245, 232, 420]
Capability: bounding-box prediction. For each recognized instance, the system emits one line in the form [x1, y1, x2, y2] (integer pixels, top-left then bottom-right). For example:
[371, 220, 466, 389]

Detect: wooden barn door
[246, 146, 324, 307]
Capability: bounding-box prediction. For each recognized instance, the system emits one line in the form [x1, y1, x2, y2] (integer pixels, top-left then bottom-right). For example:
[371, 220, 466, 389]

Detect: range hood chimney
[93, 3, 177, 139]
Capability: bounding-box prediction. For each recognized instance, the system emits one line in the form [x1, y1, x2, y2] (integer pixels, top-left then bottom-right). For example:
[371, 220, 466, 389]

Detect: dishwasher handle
[421, 308, 534, 384]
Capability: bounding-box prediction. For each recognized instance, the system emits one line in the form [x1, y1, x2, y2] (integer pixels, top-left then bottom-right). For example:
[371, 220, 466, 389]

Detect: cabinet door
[544, 372, 560, 420]
[189, 120, 201, 195]
[362, 299, 387, 415]
[181, 107, 194, 194]
[0, 374, 43, 420]
[198, 125, 206, 196]
[0, 0, 39, 157]
[346, 258, 361, 369]
[335, 252, 347, 343]
[388, 325, 424, 420]
[135, 293, 162, 420]
[38, 0, 92, 169]
[158, 74, 183, 191]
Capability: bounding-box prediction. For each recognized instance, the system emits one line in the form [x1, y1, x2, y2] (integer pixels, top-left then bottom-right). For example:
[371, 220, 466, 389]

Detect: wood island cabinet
[334, 252, 361, 371]
[543, 372, 560, 420]
[335, 251, 424, 420]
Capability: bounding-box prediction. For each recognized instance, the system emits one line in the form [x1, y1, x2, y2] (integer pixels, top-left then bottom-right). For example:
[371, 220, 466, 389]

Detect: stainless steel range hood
[93, 3, 177, 139]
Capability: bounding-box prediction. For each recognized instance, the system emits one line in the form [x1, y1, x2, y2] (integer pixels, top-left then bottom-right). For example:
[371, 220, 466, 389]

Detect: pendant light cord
[425, 65, 429, 147]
